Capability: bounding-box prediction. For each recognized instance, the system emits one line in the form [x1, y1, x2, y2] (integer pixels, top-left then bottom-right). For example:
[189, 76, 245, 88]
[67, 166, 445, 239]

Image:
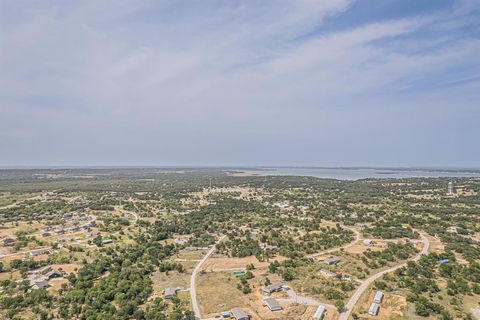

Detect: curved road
[308, 226, 362, 259]
[190, 235, 226, 320]
[338, 233, 430, 320]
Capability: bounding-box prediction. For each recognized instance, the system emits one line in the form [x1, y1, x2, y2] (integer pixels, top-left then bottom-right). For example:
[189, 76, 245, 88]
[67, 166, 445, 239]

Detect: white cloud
[0, 0, 478, 166]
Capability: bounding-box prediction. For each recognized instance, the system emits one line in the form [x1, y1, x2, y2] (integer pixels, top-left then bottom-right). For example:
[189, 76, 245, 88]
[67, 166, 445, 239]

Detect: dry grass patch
[202, 255, 270, 272]
[197, 271, 246, 316]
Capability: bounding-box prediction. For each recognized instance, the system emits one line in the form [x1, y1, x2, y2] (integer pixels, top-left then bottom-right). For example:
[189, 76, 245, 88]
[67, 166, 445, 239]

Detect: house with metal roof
[263, 298, 282, 311]
[313, 305, 326, 319]
[231, 307, 249, 320]
[322, 256, 340, 265]
[30, 249, 50, 256]
[373, 291, 384, 304]
[32, 280, 49, 290]
[368, 302, 380, 316]
[262, 283, 284, 294]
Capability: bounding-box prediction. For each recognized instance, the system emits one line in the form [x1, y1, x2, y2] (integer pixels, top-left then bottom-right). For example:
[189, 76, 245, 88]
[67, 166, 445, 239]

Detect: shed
[322, 257, 340, 265]
[368, 303, 380, 316]
[363, 239, 373, 246]
[233, 270, 246, 277]
[164, 287, 177, 299]
[437, 259, 449, 265]
[3, 238, 15, 246]
[373, 291, 384, 304]
[313, 305, 326, 319]
[264, 298, 282, 311]
[231, 307, 250, 320]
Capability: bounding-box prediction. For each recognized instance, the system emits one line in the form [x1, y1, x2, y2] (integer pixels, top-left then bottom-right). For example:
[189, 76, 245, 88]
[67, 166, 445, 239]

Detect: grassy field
[197, 270, 246, 316]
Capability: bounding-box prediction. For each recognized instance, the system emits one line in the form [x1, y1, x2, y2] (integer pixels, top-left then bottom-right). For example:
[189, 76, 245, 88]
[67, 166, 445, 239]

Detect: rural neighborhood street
[190, 235, 226, 320]
[338, 233, 430, 320]
[308, 226, 361, 259]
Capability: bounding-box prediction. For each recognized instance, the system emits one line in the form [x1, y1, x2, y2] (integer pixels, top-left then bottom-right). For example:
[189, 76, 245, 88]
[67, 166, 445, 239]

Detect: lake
[238, 167, 480, 180]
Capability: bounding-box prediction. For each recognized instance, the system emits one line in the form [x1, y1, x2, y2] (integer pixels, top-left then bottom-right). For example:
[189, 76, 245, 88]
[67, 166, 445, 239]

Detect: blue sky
[0, 0, 479, 167]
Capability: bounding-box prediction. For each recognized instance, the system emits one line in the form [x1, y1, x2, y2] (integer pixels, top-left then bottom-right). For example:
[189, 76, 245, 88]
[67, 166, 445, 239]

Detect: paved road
[338, 233, 429, 320]
[190, 235, 226, 320]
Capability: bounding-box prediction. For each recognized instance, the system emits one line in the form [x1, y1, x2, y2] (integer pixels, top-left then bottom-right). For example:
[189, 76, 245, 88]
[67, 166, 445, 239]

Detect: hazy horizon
[1, 0, 479, 167]
[1, 165, 479, 171]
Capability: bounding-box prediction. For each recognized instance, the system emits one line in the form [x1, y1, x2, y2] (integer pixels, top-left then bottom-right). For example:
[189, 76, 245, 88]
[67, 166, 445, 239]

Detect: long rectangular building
[313, 305, 326, 319]
[231, 307, 249, 320]
[263, 298, 282, 311]
[368, 303, 380, 316]
[373, 291, 384, 304]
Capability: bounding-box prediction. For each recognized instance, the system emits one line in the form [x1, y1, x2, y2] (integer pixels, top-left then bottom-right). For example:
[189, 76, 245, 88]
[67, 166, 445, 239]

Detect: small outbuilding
[164, 287, 177, 299]
[363, 239, 374, 246]
[3, 238, 15, 246]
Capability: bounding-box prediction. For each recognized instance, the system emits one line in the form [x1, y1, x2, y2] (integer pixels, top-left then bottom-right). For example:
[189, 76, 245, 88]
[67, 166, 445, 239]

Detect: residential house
[262, 283, 285, 294]
[368, 303, 380, 316]
[263, 298, 282, 311]
[322, 257, 340, 265]
[313, 305, 326, 319]
[373, 291, 384, 304]
[231, 307, 250, 320]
